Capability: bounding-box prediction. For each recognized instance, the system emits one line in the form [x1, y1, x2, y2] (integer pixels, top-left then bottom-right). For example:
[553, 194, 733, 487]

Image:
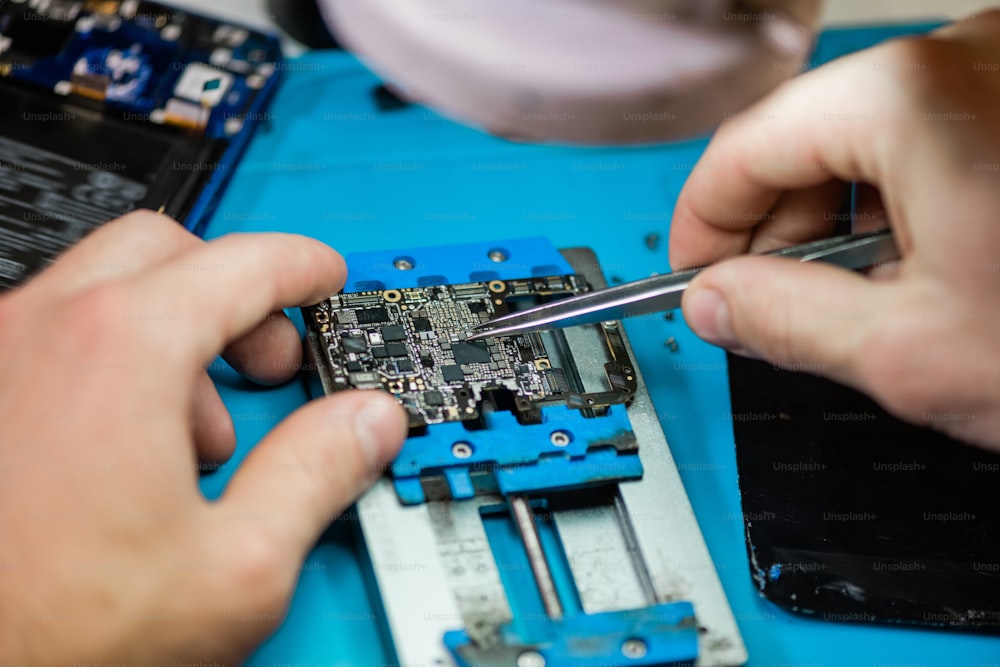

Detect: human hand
[669, 11, 1000, 449]
[0, 211, 407, 664]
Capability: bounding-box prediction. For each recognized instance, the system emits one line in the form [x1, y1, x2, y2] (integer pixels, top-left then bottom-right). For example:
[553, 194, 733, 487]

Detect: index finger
[668, 43, 895, 269]
[132, 233, 346, 369]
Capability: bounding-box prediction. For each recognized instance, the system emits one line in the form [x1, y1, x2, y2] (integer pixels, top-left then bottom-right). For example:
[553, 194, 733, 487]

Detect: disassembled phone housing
[0, 0, 282, 288]
[304, 238, 746, 667]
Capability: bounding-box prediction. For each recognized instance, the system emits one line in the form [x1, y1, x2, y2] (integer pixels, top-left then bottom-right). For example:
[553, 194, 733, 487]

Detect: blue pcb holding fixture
[308, 237, 645, 506]
[308, 237, 711, 667]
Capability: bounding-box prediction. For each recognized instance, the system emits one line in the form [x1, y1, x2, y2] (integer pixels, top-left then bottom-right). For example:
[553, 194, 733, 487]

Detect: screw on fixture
[549, 430, 571, 447]
[451, 441, 474, 459]
[393, 256, 415, 270]
[621, 638, 648, 659]
[487, 248, 509, 263]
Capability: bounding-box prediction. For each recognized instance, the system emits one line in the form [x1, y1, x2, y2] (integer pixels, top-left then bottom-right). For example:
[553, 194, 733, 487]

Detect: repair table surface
[201, 21, 1000, 667]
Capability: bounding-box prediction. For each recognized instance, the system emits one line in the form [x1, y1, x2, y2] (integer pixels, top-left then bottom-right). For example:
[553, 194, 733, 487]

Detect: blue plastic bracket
[444, 603, 700, 667]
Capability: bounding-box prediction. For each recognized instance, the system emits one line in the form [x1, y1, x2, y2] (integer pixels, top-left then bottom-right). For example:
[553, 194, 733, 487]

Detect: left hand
[0, 210, 407, 664]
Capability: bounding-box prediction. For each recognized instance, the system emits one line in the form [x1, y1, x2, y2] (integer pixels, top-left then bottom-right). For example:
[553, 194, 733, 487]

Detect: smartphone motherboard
[304, 275, 637, 429]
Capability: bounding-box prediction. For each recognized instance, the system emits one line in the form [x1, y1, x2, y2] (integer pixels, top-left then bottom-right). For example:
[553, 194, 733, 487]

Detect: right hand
[669, 11, 1000, 450]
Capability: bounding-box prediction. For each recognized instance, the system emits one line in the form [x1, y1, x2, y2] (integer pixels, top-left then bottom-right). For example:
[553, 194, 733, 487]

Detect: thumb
[681, 255, 890, 388]
[218, 390, 407, 560]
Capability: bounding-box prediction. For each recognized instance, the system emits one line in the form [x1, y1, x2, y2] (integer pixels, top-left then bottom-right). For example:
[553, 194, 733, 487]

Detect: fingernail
[353, 394, 407, 476]
[685, 288, 739, 349]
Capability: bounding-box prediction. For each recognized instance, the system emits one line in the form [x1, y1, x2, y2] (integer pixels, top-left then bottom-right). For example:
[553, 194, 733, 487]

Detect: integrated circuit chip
[452, 341, 491, 365]
[381, 325, 407, 341]
[304, 276, 638, 428]
[357, 307, 389, 324]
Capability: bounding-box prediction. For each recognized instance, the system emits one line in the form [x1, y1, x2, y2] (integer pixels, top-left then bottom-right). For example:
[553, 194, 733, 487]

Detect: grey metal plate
[353, 247, 747, 667]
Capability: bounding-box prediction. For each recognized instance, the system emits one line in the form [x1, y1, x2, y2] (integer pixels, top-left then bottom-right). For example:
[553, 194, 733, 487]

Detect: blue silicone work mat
[200, 21, 1000, 667]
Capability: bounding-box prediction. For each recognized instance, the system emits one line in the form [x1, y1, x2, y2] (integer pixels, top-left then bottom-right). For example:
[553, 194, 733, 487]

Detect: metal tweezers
[467, 228, 899, 340]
